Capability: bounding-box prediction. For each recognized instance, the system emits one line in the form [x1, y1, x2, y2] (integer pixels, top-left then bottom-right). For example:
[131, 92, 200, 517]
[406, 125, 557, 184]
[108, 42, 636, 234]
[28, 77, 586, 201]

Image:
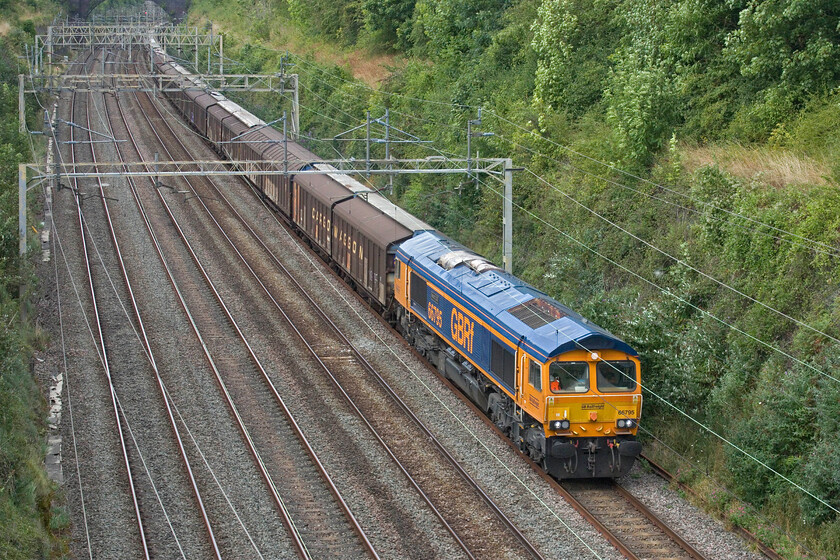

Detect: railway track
[172, 95, 715, 557]
[65, 51, 233, 558]
[559, 479, 705, 560]
[123, 51, 551, 558]
[102, 52, 377, 559]
[65, 60, 149, 559]
[129, 47, 725, 558]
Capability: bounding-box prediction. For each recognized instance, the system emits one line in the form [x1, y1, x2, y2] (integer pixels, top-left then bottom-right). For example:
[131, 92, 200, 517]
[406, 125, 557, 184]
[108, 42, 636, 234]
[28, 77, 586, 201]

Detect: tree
[411, 0, 511, 63]
[726, 0, 840, 100]
[362, 0, 416, 50]
[531, 0, 620, 115]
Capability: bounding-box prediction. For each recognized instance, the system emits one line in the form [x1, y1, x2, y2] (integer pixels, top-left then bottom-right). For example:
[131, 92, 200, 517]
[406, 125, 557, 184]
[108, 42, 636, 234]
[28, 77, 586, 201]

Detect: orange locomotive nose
[589, 411, 598, 421]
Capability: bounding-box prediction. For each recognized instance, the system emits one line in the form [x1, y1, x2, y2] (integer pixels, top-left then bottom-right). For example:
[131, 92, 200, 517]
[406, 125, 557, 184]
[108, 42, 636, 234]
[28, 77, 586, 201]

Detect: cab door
[520, 354, 545, 422]
[394, 260, 406, 308]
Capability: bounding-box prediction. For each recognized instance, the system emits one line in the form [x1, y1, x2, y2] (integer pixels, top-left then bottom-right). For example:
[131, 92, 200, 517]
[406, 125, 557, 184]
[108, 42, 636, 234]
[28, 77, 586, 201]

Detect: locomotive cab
[541, 350, 643, 478]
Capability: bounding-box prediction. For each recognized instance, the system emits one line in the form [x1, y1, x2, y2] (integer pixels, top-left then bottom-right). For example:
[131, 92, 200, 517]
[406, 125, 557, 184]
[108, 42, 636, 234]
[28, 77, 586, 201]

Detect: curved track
[55, 42, 746, 560]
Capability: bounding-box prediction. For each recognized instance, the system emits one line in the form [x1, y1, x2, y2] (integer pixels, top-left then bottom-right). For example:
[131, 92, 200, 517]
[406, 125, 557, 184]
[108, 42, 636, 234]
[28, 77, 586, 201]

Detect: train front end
[541, 350, 643, 478]
[395, 231, 643, 479]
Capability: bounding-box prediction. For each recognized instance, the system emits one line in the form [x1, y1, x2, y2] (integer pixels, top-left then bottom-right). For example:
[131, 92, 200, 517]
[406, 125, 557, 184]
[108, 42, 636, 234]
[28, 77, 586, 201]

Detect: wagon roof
[313, 164, 432, 233]
[332, 198, 413, 247]
[257, 128, 318, 171]
[192, 91, 218, 109]
[296, 173, 412, 246]
[216, 98, 265, 128]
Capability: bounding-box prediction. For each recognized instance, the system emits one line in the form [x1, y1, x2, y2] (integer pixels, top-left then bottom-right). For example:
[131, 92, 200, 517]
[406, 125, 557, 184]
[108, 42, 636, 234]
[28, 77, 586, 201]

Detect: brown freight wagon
[291, 172, 413, 306]
[257, 128, 319, 216]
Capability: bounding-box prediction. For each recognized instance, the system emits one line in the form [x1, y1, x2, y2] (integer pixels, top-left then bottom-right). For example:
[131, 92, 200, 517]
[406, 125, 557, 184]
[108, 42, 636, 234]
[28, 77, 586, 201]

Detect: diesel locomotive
[151, 40, 643, 478]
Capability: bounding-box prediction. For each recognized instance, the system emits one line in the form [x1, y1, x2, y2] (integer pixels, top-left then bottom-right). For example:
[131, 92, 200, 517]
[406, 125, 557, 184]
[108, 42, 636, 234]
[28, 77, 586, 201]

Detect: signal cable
[489, 109, 840, 256]
[294, 73, 840, 386]
[287, 66, 840, 383]
[291, 59, 840, 390]
[364, 99, 840, 260]
[290, 66, 840, 391]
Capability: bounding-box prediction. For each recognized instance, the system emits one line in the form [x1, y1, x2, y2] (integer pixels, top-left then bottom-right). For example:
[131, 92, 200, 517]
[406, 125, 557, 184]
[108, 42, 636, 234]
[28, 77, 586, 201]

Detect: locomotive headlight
[617, 419, 637, 429]
[550, 420, 571, 431]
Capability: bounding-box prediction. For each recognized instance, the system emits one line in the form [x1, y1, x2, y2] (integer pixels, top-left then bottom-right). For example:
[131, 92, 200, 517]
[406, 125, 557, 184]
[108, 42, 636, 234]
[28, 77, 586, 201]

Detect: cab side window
[528, 360, 542, 390]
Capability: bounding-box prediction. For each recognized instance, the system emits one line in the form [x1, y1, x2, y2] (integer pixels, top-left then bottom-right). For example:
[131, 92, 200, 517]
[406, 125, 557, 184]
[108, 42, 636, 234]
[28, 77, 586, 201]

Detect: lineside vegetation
[0, 1, 66, 557]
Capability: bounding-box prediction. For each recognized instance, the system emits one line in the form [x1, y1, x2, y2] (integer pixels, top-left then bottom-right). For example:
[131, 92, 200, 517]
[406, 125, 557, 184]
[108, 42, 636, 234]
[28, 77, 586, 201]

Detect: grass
[681, 143, 831, 189]
[189, 0, 400, 86]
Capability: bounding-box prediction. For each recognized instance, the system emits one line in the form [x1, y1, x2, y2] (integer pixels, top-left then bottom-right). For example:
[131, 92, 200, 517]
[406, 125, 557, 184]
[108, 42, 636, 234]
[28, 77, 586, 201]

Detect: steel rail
[141, 81, 544, 560]
[551, 483, 640, 560]
[67, 63, 149, 560]
[557, 479, 708, 560]
[96, 50, 223, 560]
[112, 53, 376, 560]
[611, 481, 706, 559]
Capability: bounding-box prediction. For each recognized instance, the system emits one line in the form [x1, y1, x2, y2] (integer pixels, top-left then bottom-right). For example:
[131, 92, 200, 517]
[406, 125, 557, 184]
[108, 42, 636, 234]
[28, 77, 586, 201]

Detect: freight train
[151, 41, 643, 478]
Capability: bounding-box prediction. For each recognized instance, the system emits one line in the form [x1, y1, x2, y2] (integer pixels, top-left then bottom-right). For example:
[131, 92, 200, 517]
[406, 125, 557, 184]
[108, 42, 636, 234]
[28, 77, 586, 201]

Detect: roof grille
[508, 298, 567, 329]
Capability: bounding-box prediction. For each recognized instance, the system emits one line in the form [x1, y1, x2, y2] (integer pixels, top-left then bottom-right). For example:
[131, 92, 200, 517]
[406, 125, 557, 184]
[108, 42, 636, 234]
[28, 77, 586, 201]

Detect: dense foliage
[0, 2, 63, 558]
[189, 0, 840, 555]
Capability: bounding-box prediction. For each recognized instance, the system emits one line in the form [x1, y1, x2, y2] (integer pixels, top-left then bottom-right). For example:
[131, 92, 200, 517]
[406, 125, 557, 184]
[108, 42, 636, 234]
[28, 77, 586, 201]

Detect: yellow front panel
[546, 395, 641, 437]
[543, 349, 641, 438]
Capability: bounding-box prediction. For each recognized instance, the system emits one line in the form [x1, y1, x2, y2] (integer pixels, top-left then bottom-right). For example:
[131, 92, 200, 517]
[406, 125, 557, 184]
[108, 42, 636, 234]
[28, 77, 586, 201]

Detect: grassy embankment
[0, 1, 67, 558]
